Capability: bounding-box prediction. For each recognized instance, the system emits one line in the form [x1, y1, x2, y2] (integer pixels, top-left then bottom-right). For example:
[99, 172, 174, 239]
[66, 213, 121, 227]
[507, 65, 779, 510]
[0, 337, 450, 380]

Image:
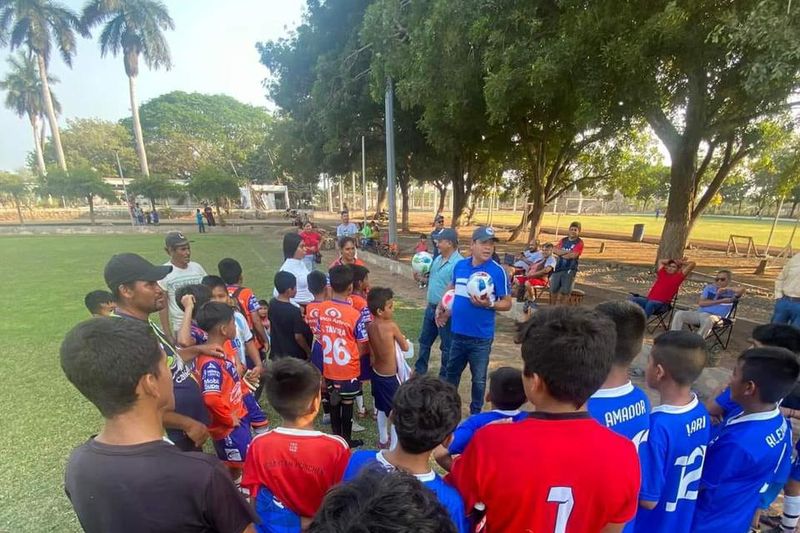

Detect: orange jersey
[318, 299, 369, 381]
[305, 300, 324, 339]
[196, 354, 247, 439]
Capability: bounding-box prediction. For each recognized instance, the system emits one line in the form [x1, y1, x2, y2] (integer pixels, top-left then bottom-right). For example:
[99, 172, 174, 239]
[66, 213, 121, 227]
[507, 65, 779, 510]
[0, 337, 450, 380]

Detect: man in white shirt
[158, 232, 207, 340]
[336, 211, 359, 241]
[773, 253, 800, 327]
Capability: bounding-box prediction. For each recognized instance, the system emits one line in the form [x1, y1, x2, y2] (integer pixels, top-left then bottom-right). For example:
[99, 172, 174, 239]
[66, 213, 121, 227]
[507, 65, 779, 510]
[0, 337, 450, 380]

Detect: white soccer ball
[411, 251, 433, 274]
[466, 271, 495, 301]
[441, 288, 456, 311]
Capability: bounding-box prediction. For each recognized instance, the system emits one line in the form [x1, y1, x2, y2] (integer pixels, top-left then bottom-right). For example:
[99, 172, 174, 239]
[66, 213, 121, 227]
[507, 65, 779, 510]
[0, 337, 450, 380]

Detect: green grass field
[0, 233, 424, 532]
[473, 211, 800, 247]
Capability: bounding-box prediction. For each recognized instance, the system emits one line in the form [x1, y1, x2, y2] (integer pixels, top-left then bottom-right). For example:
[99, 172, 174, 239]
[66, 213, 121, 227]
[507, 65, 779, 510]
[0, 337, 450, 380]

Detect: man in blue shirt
[437, 226, 512, 414]
[692, 347, 799, 533]
[415, 228, 463, 376]
[549, 221, 584, 305]
[430, 214, 445, 259]
[671, 269, 745, 338]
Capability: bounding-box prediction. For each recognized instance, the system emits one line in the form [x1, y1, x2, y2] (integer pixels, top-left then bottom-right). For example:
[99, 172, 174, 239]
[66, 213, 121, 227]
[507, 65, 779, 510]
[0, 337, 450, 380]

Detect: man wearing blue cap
[415, 227, 463, 376]
[437, 226, 512, 414]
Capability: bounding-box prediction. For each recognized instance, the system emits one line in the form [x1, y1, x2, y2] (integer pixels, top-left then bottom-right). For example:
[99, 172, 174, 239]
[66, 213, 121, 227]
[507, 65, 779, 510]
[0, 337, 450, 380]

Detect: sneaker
[322, 414, 331, 425]
[357, 409, 367, 419]
[377, 440, 390, 450]
[348, 438, 364, 449]
[351, 420, 366, 432]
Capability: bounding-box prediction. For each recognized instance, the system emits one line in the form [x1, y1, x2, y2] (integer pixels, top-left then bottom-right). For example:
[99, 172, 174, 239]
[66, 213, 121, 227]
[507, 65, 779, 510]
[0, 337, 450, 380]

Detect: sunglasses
[715, 277, 728, 282]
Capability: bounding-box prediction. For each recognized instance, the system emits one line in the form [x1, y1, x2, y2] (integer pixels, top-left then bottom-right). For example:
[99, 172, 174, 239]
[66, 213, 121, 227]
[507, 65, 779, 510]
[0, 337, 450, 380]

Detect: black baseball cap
[104, 253, 173, 291]
[164, 231, 190, 248]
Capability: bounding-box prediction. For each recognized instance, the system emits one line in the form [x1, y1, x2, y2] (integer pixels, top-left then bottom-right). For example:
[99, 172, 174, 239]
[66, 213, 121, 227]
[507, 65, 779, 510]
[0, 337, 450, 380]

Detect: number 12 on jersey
[547, 486, 574, 533]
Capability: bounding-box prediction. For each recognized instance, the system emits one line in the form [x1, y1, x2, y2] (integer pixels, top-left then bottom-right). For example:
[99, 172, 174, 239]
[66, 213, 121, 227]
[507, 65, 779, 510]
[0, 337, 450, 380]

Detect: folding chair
[706, 299, 739, 352]
[629, 293, 676, 334]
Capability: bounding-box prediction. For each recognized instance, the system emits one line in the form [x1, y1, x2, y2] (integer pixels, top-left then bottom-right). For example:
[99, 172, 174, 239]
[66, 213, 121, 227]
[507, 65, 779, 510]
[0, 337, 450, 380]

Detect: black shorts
[325, 378, 362, 403]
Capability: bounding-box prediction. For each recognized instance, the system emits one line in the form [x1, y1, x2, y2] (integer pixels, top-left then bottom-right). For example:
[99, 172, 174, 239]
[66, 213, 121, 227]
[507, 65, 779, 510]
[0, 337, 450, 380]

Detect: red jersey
[450, 412, 640, 532]
[242, 427, 350, 518]
[647, 268, 686, 303]
[299, 230, 322, 254]
[318, 299, 369, 381]
[196, 354, 247, 439]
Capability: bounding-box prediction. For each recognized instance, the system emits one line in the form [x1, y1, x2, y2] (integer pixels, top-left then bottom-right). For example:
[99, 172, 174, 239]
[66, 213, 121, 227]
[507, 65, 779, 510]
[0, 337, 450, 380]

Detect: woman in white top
[274, 233, 314, 305]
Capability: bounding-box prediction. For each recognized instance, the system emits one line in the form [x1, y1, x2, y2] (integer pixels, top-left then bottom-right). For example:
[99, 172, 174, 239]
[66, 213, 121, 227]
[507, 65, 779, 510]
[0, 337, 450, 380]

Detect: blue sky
[0, 0, 306, 171]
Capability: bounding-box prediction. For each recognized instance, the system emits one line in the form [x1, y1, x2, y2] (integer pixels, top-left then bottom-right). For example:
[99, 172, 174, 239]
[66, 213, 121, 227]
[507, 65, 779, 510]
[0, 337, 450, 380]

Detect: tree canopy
[40, 118, 137, 176]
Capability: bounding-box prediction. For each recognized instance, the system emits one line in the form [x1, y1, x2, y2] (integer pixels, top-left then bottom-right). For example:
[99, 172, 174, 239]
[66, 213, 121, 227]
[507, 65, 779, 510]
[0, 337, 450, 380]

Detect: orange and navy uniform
[196, 352, 247, 440]
[348, 293, 373, 381]
[226, 284, 263, 350]
[318, 299, 369, 382]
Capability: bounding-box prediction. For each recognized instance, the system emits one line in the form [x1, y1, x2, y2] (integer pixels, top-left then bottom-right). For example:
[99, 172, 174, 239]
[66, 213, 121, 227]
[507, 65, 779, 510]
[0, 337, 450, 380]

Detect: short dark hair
[309, 468, 456, 533]
[195, 301, 234, 333]
[516, 307, 616, 408]
[258, 299, 269, 307]
[595, 301, 646, 366]
[651, 331, 707, 386]
[367, 287, 393, 316]
[274, 270, 297, 294]
[739, 347, 800, 403]
[217, 258, 242, 285]
[569, 221, 581, 230]
[265, 358, 321, 421]
[753, 324, 800, 353]
[84, 290, 114, 314]
[338, 236, 356, 249]
[419, 234, 427, 239]
[489, 367, 526, 410]
[111, 282, 135, 301]
[329, 265, 354, 293]
[717, 269, 733, 279]
[175, 284, 211, 316]
[308, 271, 328, 295]
[352, 265, 370, 291]
[391, 375, 461, 454]
[201, 275, 226, 292]
[60, 318, 163, 418]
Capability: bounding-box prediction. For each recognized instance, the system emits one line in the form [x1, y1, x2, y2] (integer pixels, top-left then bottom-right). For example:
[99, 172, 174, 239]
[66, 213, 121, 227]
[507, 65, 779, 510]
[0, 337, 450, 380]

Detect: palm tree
[0, 0, 87, 172]
[0, 52, 61, 176]
[82, 0, 174, 177]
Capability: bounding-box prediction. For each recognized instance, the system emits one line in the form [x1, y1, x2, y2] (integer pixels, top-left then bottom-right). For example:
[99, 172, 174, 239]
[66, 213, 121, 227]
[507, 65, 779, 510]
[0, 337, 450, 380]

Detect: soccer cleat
[348, 438, 364, 449]
[351, 420, 366, 432]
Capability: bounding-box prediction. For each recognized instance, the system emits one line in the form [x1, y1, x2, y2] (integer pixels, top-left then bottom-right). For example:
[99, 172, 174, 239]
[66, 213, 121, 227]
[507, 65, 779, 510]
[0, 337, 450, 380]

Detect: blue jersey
[344, 450, 469, 533]
[634, 396, 710, 533]
[710, 387, 743, 440]
[448, 410, 528, 455]
[451, 258, 509, 339]
[693, 407, 792, 533]
[588, 382, 651, 443]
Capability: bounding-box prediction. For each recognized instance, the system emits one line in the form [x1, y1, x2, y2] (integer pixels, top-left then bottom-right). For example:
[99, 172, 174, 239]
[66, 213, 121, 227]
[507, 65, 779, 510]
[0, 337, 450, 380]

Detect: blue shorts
[254, 487, 301, 533]
[371, 371, 400, 415]
[311, 342, 323, 372]
[213, 419, 252, 466]
[760, 480, 785, 510]
[243, 392, 268, 428]
[358, 353, 372, 382]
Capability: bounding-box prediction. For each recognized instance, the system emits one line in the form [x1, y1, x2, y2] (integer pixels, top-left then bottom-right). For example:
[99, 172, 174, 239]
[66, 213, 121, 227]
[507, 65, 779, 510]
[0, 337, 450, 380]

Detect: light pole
[385, 77, 398, 244]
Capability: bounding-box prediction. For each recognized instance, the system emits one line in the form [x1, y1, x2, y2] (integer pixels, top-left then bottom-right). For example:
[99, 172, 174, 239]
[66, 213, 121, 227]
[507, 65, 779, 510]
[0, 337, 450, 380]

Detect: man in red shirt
[450, 306, 640, 532]
[631, 257, 695, 317]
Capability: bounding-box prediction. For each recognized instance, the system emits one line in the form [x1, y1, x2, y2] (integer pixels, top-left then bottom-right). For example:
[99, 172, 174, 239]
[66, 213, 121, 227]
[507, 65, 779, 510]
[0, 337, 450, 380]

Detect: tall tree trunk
[399, 175, 410, 232]
[29, 114, 46, 176]
[435, 183, 447, 215]
[13, 196, 23, 224]
[451, 156, 469, 226]
[374, 175, 388, 216]
[87, 195, 95, 225]
[656, 147, 695, 261]
[36, 53, 66, 172]
[129, 74, 150, 176]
